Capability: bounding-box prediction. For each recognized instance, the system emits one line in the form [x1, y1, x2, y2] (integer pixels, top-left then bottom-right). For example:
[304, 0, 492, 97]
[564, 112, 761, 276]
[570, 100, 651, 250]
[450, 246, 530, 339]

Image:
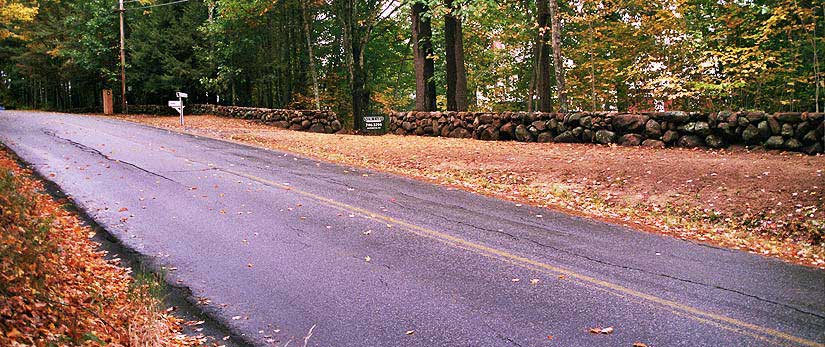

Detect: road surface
[1, 110, 823, 347]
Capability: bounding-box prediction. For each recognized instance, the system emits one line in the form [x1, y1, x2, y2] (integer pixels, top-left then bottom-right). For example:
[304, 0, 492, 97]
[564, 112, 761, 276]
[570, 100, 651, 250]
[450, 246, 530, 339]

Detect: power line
[125, 0, 190, 11]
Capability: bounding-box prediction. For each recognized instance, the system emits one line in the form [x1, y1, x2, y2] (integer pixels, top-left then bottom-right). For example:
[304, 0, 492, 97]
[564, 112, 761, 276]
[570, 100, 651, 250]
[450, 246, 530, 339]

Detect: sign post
[169, 92, 188, 126]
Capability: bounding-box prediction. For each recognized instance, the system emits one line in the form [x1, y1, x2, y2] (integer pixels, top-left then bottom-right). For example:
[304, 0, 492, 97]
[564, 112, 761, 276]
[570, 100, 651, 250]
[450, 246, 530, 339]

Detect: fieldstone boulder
[719, 122, 734, 135]
[448, 127, 471, 138]
[797, 121, 812, 136]
[705, 135, 724, 148]
[802, 131, 819, 145]
[663, 111, 690, 122]
[678, 122, 696, 133]
[618, 133, 643, 146]
[781, 123, 794, 137]
[537, 132, 554, 143]
[785, 138, 802, 150]
[694, 122, 711, 136]
[641, 139, 665, 148]
[765, 136, 784, 149]
[777, 112, 802, 123]
[579, 116, 592, 128]
[330, 120, 342, 131]
[309, 123, 326, 133]
[500, 122, 515, 139]
[532, 120, 547, 131]
[554, 131, 577, 143]
[803, 143, 823, 155]
[612, 114, 649, 132]
[767, 116, 781, 134]
[662, 130, 680, 143]
[644, 119, 662, 138]
[582, 129, 594, 142]
[479, 127, 499, 141]
[742, 125, 760, 142]
[745, 112, 765, 122]
[515, 124, 531, 141]
[757, 121, 770, 138]
[571, 127, 584, 137]
[677, 135, 702, 148]
[594, 130, 616, 144]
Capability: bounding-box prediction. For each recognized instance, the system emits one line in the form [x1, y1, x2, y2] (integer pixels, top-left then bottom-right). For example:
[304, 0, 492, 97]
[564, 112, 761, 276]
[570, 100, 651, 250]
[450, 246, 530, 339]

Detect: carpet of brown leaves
[102, 114, 824, 268]
[0, 148, 204, 346]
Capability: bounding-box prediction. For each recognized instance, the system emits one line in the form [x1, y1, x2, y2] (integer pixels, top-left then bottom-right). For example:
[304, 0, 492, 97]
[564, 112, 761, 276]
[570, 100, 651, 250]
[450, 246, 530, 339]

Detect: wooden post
[102, 89, 113, 115]
[118, 0, 128, 114]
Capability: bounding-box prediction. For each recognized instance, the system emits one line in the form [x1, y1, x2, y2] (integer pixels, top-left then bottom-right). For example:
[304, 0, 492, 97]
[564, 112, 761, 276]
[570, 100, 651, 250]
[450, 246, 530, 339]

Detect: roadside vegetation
[1, 1, 822, 122]
[110, 114, 825, 269]
[0, 148, 203, 346]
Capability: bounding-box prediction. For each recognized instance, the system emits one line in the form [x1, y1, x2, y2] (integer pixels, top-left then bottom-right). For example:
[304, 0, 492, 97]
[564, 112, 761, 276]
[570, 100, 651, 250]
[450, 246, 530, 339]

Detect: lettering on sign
[364, 116, 385, 131]
[168, 100, 182, 108]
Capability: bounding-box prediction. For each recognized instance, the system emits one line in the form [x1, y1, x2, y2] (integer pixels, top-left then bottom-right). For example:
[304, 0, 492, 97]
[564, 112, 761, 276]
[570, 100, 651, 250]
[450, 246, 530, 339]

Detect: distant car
[0, 106, 5, 110]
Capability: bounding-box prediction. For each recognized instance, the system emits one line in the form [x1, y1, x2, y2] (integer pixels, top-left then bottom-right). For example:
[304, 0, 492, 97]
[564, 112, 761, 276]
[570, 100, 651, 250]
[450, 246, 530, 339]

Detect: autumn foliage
[0, 150, 197, 346]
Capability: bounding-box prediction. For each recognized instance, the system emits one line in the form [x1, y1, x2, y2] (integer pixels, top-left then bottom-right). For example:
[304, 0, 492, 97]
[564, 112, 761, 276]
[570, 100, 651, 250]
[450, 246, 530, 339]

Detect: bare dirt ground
[97, 114, 824, 268]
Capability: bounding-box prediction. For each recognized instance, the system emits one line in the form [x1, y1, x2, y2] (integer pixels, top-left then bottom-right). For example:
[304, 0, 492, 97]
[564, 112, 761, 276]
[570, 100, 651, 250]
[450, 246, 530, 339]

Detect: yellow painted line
[223, 168, 824, 347]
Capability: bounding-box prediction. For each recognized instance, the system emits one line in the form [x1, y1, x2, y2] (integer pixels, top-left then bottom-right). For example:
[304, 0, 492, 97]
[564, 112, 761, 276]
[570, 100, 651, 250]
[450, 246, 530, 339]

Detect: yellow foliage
[0, 1, 38, 40]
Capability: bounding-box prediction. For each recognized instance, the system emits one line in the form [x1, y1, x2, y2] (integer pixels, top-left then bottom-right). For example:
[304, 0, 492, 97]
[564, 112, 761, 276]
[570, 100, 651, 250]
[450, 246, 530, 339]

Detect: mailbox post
[168, 92, 188, 126]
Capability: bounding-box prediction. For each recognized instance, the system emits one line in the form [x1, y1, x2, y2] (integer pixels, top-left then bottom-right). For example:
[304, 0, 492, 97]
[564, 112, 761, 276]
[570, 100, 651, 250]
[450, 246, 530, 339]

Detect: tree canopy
[0, 0, 822, 124]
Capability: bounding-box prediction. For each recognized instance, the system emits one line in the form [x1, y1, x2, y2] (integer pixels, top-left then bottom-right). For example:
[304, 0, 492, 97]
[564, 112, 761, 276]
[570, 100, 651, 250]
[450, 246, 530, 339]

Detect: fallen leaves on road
[97, 114, 825, 268]
[0, 148, 201, 346]
[633, 342, 649, 347]
[405, 330, 415, 335]
[590, 326, 615, 334]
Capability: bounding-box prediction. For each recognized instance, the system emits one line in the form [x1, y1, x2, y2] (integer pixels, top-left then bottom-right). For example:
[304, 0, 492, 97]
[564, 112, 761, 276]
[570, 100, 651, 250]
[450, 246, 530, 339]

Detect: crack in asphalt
[389, 191, 824, 321]
[430, 213, 521, 241]
[210, 161, 825, 322]
[497, 334, 525, 347]
[43, 130, 179, 184]
[483, 321, 524, 347]
[394, 190, 566, 238]
[525, 237, 825, 320]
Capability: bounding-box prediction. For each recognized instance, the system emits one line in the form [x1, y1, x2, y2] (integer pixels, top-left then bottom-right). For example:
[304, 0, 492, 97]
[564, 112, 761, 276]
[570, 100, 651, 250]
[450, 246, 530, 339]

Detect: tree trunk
[588, 19, 597, 112]
[548, 0, 567, 112]
[444, 0, 468, 111]
[301, 0, 321, 110]
[411, 1, 436, 111]
[535, 0, 552, 112]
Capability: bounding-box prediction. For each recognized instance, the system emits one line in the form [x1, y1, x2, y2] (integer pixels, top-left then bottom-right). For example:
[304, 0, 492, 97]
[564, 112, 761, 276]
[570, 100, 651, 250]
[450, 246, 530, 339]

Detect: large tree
[411, 1, 436, 111]
[444, 0, 467, 111]
[533, 0, 552, 112]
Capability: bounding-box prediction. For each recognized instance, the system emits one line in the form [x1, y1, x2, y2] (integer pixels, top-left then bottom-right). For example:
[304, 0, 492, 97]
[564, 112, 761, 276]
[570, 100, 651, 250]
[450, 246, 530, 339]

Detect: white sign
[168, 100, 182, 108]
[176, 92, 188, 98]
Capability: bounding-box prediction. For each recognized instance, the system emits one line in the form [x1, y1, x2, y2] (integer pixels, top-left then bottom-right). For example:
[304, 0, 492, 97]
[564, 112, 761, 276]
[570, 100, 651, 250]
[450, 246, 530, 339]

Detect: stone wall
[89, 104, 343, 134]
[190, 105, 342, 133]
[387, 111, 825, 155]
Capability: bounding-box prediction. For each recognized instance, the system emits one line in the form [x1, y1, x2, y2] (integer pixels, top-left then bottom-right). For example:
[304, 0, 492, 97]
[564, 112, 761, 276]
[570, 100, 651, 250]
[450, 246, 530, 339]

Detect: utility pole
[118, 0, 128, 114]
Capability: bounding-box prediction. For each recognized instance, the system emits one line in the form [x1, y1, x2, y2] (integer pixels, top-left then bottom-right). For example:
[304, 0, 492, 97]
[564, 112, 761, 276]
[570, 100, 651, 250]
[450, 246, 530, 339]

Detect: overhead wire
[124, 0, 190, 11]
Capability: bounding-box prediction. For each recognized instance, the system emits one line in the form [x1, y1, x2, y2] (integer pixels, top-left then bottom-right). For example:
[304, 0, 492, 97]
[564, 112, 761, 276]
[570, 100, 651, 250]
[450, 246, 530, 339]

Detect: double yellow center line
[222, 169, 823, 347]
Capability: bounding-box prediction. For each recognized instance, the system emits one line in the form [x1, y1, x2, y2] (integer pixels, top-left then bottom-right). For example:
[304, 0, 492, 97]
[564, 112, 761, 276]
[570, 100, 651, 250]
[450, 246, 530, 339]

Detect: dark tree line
[1, 0, 822, 128]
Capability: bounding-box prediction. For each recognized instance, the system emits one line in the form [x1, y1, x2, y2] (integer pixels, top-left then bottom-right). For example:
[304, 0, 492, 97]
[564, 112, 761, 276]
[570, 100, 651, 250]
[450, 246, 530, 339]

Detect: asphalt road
[1, 110, 823, 347]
